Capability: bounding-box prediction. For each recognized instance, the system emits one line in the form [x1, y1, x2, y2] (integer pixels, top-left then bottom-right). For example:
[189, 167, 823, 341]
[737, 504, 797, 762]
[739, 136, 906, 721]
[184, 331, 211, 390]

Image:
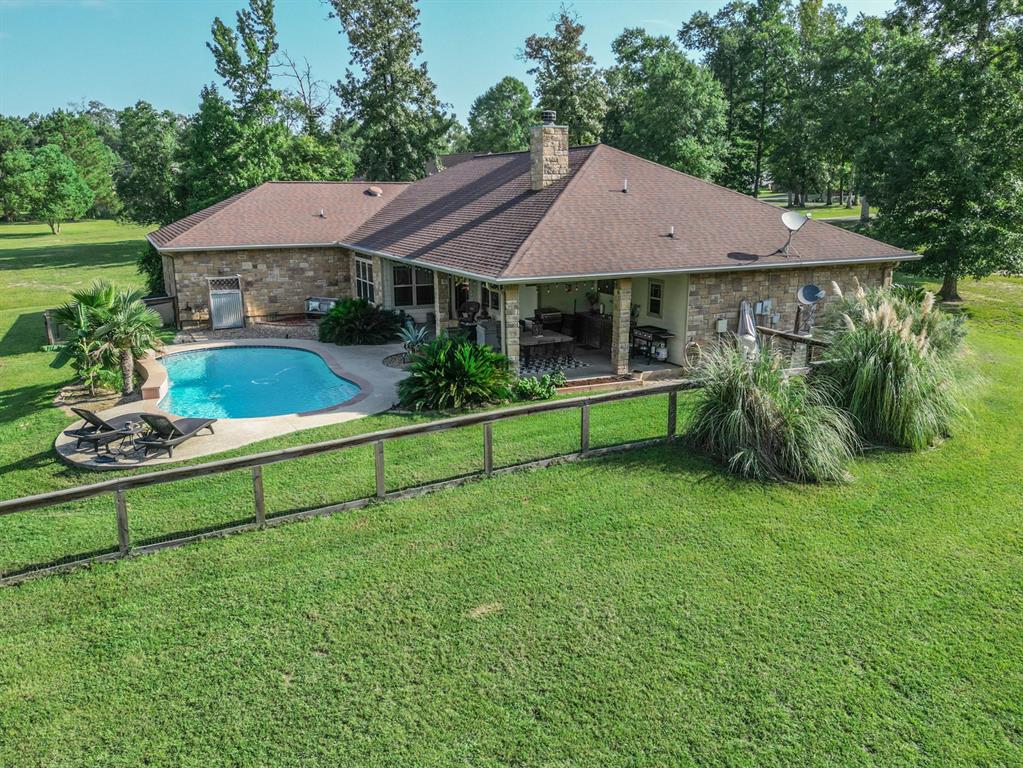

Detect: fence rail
[0, 380, 703, 586]
[757, 325, 831, 366]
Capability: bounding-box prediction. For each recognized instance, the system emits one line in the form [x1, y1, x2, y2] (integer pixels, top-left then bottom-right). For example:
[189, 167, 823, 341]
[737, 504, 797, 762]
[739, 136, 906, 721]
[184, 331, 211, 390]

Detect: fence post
[667, 390, 678, 438]
[580, 403, 590, 455]
[483, 422, 494, 476]
[114, 489, 130, 554]
[252, 466, 266, 526]
[43, 311, 56, 345]
[374, 440, 386, 498]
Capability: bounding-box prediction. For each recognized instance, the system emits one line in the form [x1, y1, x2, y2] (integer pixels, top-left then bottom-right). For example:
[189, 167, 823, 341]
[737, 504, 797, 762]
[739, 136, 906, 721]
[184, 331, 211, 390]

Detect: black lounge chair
[64, 407, 143, 453]
[136, 414, 217, 458]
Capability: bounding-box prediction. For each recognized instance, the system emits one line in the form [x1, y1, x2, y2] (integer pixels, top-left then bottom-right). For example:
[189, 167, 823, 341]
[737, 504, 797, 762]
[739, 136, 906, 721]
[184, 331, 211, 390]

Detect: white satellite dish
[778, 210, 809, 255]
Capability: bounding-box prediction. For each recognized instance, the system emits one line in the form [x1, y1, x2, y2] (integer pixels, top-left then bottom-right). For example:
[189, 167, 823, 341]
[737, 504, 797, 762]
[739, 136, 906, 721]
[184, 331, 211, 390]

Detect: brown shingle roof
[148, 181, 409, 251]
[347, 147, 596, 277]
[347, 144, 914, 281]
[503, 144, 914, 279]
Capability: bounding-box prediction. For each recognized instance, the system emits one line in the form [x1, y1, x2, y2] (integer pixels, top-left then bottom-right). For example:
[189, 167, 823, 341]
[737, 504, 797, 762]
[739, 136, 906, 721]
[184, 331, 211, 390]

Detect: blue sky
[0, 0, 897, 122]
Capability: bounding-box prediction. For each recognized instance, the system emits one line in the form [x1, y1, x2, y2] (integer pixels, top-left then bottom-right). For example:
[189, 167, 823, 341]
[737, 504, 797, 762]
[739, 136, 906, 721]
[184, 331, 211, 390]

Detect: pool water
[159, 346, 361, 419]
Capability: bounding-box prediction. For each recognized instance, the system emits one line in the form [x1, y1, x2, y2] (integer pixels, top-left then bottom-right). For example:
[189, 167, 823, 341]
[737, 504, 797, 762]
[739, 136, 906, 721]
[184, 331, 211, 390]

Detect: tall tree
[177, 86, 249, 213]
[0, 116, 34, 220]
[116, 101, 183, 225]
[329, 0, 453, 181]
[208, 0, 281, 121]
[603, 28, 728, 179]
[466, 76, 536, 153]
[30, 109, 119, 214]
[29, 144, 93, 233]
[679, 0, 796, 195]
[522, 7, 607, 145]
[862, 1, 1023, 299]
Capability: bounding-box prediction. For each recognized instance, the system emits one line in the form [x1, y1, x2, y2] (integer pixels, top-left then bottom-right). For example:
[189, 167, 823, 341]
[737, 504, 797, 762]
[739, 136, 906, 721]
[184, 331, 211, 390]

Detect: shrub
[821, 279, 965, 357]
[318, 299, 402, 345]
[820, 300, 963, 451]
[512, 371, 566, 401]
[399, 324, 429, 359]
[686, 345, 857, 483]
[136, 242, 165, 296]
[398, 334, 512, 411]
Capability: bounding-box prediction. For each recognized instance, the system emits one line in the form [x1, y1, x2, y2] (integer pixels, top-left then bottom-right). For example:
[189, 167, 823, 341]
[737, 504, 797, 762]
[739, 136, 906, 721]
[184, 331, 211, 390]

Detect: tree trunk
[49, 220, 59, 234]
[120, 349, 135, 395]
[826, 186, 833, 206]
[787, 191, 793, 208]
[859, 195, 869, 223]
[939, 273, 960, 302]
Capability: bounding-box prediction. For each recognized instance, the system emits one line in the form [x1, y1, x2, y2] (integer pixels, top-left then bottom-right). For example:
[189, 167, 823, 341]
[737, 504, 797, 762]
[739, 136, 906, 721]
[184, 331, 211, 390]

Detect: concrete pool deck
[54, 339, 407, 470]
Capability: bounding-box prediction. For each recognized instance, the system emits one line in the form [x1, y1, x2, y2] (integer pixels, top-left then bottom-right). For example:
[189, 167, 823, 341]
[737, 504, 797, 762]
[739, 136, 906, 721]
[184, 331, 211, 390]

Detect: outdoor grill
[533, 307, 563, 332]
[632, 325, 675, 363]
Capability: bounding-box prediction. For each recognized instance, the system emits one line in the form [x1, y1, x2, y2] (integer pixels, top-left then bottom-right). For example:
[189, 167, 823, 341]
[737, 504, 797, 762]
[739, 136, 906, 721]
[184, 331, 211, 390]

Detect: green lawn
[1, 222, 1021, 766]
[760, 192, 878, 220]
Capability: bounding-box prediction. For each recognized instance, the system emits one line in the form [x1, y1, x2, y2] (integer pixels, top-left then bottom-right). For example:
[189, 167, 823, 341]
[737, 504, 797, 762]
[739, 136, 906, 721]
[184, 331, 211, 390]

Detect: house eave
[151, 237, 341, 254]
[340, 241, 921, 284]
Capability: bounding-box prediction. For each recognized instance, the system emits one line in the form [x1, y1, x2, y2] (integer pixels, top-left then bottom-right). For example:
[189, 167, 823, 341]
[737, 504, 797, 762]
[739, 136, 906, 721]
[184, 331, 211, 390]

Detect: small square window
[648, 281, 663, 317]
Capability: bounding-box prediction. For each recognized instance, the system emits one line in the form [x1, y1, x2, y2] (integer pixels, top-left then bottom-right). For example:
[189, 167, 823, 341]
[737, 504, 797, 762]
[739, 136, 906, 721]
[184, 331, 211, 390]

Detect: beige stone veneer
[169, 247, 359, 327]
[685, 262, 893, 344]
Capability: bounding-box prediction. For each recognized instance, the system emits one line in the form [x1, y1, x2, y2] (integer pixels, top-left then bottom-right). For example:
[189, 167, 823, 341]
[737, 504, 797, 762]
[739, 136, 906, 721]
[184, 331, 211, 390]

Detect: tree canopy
[522, 7, 607, 146]
[329, 0, 452, 181]
[603, 28, 727, 179]
[466, 77, 536, 153]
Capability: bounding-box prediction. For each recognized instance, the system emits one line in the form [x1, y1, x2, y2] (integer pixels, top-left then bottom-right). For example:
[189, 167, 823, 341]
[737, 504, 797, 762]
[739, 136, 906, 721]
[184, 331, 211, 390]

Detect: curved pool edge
[53, 338, 408, 470]
[156, 344, 370, 419]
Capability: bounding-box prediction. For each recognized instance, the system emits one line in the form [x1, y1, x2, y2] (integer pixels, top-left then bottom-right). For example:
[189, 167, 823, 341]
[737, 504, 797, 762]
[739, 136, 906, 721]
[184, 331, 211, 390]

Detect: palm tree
[94, 289, 163, 395]
[46, 282, 118, 395]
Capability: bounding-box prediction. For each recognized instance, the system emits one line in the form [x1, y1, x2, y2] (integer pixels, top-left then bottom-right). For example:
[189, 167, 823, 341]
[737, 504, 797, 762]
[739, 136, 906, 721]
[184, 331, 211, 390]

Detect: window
[482, 283, 501, 312]
[648, 280, 664, 318]
[354, 257, 375, 302]
[392, 265, 435, 307]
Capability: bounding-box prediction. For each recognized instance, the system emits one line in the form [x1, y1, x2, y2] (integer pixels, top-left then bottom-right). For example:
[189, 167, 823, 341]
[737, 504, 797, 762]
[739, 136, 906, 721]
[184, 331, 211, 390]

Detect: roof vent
[622, 178, 628, 193]
[669, 225, 675, 239]
[367, 186, 383, 197]
[319, 209, 326, 219]
[541, 109, 557, 125]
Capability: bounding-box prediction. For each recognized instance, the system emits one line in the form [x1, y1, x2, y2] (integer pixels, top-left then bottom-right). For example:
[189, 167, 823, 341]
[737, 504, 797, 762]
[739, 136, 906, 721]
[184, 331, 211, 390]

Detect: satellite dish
[782, 210, 808, 232]
[797, 284, 825, 305]
[777, 210, 809, 255]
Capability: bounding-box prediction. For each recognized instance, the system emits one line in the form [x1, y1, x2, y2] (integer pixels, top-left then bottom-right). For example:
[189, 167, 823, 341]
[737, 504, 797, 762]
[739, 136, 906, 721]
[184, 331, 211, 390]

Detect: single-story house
[150, 112, 918, 375]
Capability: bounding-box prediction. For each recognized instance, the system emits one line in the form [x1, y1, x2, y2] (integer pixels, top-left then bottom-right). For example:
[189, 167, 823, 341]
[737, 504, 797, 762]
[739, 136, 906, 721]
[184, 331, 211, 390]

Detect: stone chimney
[530, 109, 569, 191]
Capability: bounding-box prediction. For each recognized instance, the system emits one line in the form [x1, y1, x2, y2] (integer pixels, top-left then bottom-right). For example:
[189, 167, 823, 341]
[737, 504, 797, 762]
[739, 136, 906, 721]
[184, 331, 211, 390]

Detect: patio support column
[882, 263, 894, 287]
[611, 278, 632, 375]
[433, 271, 450, 335]
[371, 255, 384, 305]
[503, 284, 520, 373]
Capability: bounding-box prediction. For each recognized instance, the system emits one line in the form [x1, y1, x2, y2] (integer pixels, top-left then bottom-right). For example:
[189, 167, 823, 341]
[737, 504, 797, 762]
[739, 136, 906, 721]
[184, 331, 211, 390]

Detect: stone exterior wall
[610, 278, 632, 375]
[170, 247, 353, 327]
[530, 123, 569, 191]
[502, 284, 520, 369]
[685, 262, 894, 345]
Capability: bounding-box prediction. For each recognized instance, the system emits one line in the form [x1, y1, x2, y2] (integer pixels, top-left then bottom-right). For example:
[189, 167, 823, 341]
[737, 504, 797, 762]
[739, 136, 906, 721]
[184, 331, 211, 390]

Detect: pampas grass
[686, 344, 856, 483]
[820, 297, 963, 450]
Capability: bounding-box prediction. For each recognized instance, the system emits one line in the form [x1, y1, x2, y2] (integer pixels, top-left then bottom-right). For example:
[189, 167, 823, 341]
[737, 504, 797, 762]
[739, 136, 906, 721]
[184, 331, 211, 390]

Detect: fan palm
[93, 290, 163, 394]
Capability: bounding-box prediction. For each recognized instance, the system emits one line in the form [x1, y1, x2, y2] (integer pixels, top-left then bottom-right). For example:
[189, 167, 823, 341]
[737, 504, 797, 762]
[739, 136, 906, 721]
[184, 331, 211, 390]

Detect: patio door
[208, 276, 244, 329]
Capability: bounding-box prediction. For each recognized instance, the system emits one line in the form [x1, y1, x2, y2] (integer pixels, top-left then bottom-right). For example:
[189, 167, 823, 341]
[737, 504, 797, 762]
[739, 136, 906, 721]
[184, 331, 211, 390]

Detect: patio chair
[64, 407, 143, 453]
[457, 301, 481, 329]
[136, 414, 217, 459]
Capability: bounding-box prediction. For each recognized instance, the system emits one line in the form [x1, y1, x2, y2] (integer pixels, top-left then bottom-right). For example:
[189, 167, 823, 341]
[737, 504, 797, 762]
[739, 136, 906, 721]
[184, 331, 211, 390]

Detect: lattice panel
[207, 276, 241, 292]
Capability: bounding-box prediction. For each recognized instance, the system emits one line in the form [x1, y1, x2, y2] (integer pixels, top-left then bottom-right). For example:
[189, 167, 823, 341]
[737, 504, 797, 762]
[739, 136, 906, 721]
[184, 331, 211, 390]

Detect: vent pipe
[622, 178, 628, 193]
[669, 226, 675, 239]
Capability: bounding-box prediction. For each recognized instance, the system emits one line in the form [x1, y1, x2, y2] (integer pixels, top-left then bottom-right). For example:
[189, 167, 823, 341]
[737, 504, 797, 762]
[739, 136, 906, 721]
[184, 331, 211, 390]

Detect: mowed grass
[1, 222, 1022, 766]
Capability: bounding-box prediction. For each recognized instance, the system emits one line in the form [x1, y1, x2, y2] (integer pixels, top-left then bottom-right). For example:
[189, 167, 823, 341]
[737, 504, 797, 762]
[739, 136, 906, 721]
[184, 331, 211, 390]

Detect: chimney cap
[540, 109, 557, 125]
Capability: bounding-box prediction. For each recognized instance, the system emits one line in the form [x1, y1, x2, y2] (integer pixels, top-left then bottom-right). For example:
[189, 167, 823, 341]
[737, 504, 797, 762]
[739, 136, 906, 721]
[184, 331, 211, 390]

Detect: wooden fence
[0, 380, 704, 586]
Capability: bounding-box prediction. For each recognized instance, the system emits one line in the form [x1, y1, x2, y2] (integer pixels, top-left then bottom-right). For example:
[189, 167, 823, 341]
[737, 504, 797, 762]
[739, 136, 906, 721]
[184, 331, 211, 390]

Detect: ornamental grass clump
[398, 334, 512, 411]
[686, 345, 856, 483]
[821, 298, 963, 451]
[823, 279, 965, 357]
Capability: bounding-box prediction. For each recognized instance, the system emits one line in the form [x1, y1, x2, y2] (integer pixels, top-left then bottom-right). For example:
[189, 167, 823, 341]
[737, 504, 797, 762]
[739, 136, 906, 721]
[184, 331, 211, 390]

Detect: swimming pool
[158, 346, 362, 419]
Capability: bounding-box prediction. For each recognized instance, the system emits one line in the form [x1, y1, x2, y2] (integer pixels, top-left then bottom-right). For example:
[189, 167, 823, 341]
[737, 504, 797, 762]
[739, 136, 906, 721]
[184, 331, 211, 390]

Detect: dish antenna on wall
[797, 284, 825, 305]
[776, 210, 809, 255]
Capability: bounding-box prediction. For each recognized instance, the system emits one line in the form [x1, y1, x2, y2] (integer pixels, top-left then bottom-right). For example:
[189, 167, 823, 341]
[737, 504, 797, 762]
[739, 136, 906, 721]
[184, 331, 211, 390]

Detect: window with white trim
[354, 257, 375, 302]
[392, 265, 435, 307]
[648, 280, 664, 318]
